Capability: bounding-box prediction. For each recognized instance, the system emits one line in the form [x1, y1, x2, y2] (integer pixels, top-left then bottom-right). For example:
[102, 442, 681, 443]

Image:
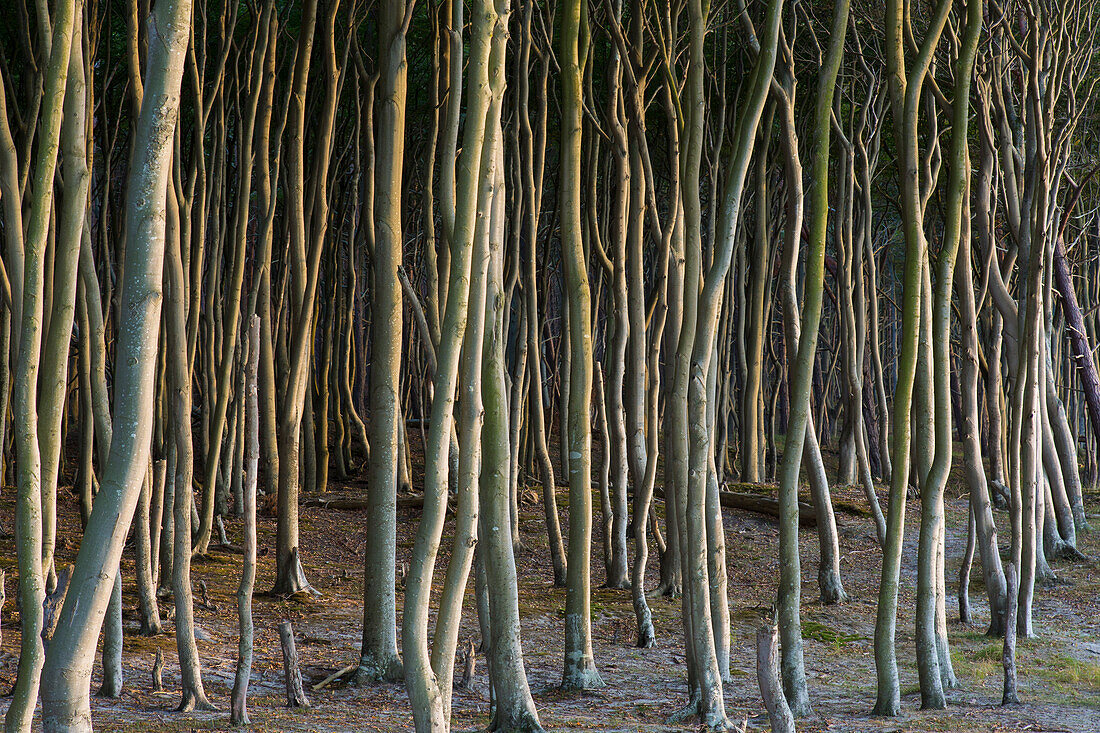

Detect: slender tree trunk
[775, 0, 847, 714]
[7, 4, 83, 728]
[164, 177, 215, 713]
[959, 134, 1008, 636]
[402, 0, 502, 720]
[231, 317, 260, 725]
[874, 0, 952, 716]
[481, 138, 544, 733]
[558, 0, 603, 691]
[359, 0, 406, 679]
[915, 0, 979, 706]
[39, 0, 193, 725]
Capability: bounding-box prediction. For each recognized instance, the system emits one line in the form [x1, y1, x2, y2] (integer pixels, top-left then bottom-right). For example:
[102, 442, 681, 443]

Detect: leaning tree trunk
[402, 0, 499, 721]
[1053, 235, 1098, 530]
[39, 0, 193, 726]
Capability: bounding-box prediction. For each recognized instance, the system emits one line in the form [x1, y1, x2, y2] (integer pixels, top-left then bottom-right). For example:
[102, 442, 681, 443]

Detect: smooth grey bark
[1002, 563, 1020, 705]
[558, 0, 603, 690]
[136, 465, 163, 636]
[231, 317, 260, 725]
[39, 0, 193, 726]
[359, 0, 407, 679]
[965, 91, 1009, 636]
[402, 0, 501, 720]
[915, 0, 979, 706]
[757, 623, 796, 733]
[431, 146, 491, 727]
[39, 21, 91, 597]
[772, 0, 844, 714]
[164, 176, 215, 713]
[602, 4, 631, 590]
[480, 142, 544, 733]
[5, 4, 82, 729]
[774, 85, 850, 604]
[874, 0, 952, 715]
[96, 578, 124, 699]
[275, 0, 339, 597]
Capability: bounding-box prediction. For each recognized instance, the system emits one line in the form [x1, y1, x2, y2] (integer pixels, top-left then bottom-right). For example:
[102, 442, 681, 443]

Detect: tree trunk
[358, 0, 405, 679]
[558, 0, 603, 690]
[231, 317, 261, 726]
[480, 142, 544, 732]
[39, 0, 193, 725]
[6, 4, 82, 728]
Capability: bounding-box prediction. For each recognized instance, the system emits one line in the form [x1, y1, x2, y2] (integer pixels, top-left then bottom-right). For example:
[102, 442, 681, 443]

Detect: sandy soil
[1, 468, 1098, 732]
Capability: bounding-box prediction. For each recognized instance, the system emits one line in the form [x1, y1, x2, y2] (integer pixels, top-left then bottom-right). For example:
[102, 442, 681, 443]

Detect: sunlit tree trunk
[6, 3, 82, 728]
[359, 0, 406, 679]
[874, 0, 951, 716]
[402, 0, 500, 720]
[39, 0, 193, 726]
[915, 0, 980, 706]
[558, 0, 603, 690]
[480, 131, 544, 733]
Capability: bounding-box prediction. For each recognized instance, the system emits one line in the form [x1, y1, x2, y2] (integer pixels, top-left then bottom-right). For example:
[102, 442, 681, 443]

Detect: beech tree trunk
[39, 0, 193, 726]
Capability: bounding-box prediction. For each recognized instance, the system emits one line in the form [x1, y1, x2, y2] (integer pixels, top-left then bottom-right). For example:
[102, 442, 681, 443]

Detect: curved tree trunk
[5, 5, 82, 728]
[39, 0, 193, 725]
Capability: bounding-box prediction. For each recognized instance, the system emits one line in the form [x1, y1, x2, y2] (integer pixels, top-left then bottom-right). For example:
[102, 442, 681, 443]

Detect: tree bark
[39, 0, 193, 726]
[558, 0, 603, 690]
[231, 317, 261, 725]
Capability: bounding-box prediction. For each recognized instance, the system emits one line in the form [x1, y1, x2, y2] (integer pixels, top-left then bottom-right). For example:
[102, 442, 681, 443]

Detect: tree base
[1054, 541, 1088, 562]
[488, 709, 545, 733]
[139, 621, 162, 637]
[560, 658, 604, 690]
[271, 548, 319, 597]
[872, 695, 900, 717]
[919, 691, 947, 710]
[787, 687, 812, 718]
[1074, 516, 1091, 534]
[667, 694, 735, 731]
[352, 654, 404, 685]
[818, 570, 848, 605]
[667, 693, 702, 725]
[95, 679, 123, 699]
[652, 580, 681, 598]
[176, 688, 217, 713]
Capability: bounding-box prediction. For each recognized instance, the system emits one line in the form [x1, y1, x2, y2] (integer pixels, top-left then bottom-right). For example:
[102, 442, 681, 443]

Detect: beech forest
[0, 0, 1099, 731]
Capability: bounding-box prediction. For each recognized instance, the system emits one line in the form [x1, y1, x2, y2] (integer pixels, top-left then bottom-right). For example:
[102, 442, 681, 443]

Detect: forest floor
[2, 452, 1100, 732]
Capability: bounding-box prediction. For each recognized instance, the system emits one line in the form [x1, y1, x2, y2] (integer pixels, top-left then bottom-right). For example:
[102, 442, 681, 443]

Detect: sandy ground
[1, 467, 1099, 732]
